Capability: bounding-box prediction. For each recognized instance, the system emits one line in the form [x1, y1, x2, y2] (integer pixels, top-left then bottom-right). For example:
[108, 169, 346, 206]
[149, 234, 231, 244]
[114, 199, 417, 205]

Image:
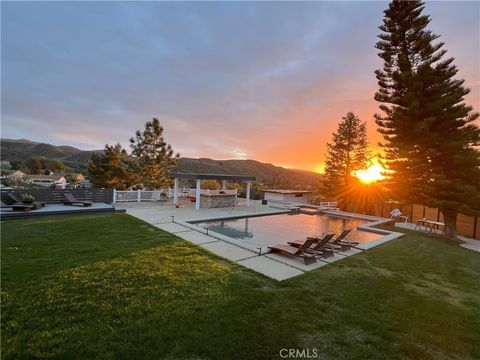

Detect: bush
[21, 194, 35, 203]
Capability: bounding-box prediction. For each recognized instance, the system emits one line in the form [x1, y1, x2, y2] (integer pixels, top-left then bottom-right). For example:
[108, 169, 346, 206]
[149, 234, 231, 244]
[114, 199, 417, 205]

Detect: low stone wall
[200, 194, 236, 208]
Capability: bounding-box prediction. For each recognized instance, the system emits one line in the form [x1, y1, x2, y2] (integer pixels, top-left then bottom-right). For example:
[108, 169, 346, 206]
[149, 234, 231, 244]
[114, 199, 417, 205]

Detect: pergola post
[168, 173, 256, 210]
[173, 177, 179, 205]
[195, 179, 201, 210]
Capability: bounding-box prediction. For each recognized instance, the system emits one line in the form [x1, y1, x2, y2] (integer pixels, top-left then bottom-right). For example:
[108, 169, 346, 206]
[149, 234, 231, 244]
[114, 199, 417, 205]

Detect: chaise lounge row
[268, 229, 358, 265]
[1, 192, 92, 212]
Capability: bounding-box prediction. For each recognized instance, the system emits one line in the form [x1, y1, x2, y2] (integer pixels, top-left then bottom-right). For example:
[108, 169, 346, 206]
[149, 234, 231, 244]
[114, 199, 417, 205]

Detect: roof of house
[24, 174, 65, 181]
[55, 173, 85, 179]
[0, 170, 26, 176]
[169, 172, 256, 181]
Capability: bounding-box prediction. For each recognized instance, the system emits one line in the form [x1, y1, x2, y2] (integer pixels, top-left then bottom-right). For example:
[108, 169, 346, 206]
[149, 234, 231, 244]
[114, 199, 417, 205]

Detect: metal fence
[319, 201, 338, 209]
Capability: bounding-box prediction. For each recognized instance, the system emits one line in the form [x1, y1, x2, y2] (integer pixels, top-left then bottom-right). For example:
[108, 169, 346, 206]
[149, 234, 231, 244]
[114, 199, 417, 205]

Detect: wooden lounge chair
[333, 229, 359, 246]
[63, 193, 93, 207]
[322, 229, 358, 251]
[288, 233, 335, 258]
[5, 193, 45, 209]
[1, 200, 34, 212]
[268, 238, 317, 265]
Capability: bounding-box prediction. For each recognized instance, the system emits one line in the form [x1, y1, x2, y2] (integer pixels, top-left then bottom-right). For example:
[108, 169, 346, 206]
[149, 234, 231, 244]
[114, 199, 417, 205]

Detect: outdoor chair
[5, 193, 45, 210]
[63, 193, 93, 207]
[318, 229, 357, 251]
[331, 229, 358, 246]
[1, 200, 34, 212]
[268, 238, 317, 265]
[390, 208, 408, 223]
[288, 233, 336, 258]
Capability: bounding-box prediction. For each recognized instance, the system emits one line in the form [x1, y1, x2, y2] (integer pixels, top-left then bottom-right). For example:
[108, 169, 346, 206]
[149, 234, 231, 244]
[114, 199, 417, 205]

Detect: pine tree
[23, 157, 43, 174]
[129, 118, 179, 190]
[88, 143, 136, 190]
[324, 112, 369, 208]
[375, 0, 480, 239]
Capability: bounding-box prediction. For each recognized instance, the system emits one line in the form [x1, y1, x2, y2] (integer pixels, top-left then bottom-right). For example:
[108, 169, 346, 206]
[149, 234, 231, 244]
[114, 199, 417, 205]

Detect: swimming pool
[192, 213, 382, 250]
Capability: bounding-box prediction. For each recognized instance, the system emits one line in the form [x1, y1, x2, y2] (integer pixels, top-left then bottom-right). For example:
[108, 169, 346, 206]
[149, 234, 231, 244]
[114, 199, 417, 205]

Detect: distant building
[0, 170, 26, 180]
[57, 173, 85, 182]
[263, 189, 311, 204]
[78, 179, 91, 188]
[24, 174, 67, 187]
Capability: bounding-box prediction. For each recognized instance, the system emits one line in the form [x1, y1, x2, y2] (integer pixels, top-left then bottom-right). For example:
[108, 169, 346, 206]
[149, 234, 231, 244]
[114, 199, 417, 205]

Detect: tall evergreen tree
[129, 118, 179, 190]
[375, 0, 480, 239]
[88, 143, 136, 190]
[22, 157, 43, 174]
[324, 112, 369, 208]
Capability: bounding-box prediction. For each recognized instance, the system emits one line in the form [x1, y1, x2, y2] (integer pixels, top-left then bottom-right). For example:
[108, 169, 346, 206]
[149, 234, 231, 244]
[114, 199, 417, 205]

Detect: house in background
[263, 189, 311, 204]
[24, 174, 67, 187]
[0, 170, 26, 181]
[58, 173, 85, 183]
[78, 179, 91, 188]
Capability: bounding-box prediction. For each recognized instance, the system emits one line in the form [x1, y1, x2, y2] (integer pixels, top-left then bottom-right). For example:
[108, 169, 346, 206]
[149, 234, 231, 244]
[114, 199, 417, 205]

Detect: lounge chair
[333, 229, 358, 245]
[268, 238, 317, 265]
[5, 193, 45, 210]
[1, 200, 34, 212]
[63, 193, 93, 207]
[288, 233, 335, 258]
[390, 208, 408, 223]
[322, 229, 358, 251]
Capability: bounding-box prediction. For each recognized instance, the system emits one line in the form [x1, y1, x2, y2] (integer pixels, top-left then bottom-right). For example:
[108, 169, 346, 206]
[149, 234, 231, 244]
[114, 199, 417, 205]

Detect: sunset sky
[2, 1, 479, 172]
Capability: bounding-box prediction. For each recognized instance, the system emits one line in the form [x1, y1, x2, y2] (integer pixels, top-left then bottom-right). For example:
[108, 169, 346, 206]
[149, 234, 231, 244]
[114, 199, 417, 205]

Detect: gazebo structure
[169, 172, 256, 210]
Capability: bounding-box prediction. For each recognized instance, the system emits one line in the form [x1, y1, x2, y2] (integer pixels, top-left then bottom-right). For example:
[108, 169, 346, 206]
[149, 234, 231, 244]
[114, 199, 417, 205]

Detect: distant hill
[176, 158, 323, 188]
[1, 139, 323, 188]
[0, 138, 102, 172]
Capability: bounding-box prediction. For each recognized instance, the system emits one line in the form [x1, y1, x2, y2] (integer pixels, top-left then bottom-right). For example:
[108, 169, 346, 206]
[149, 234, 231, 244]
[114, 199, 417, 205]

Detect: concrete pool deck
[118, 201, 404, 280]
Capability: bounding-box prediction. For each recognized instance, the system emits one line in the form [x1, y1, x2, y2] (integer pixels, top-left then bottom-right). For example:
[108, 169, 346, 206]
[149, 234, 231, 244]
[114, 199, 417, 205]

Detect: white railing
[319, 201, 337, 209]
[113, 188, 237, 203]
[114, 189, 173, 202]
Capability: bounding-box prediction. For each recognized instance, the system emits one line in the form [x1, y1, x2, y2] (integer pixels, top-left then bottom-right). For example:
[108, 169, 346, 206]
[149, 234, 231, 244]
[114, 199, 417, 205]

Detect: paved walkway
[118, 201, 403, 280]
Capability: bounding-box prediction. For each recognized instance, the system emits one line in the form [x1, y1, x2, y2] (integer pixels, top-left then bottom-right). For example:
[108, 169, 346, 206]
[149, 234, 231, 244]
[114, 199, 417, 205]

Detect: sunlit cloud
[1, 1, 478, 171]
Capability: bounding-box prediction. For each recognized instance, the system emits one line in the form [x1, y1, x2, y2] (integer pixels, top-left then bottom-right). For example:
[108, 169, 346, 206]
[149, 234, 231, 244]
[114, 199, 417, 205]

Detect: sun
[352, 163, 385, 184]
[314, 165, 325, 174]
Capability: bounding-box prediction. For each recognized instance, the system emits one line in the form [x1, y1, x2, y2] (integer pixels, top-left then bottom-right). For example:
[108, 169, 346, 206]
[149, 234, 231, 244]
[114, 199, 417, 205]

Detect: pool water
[194, 213, 381, 248]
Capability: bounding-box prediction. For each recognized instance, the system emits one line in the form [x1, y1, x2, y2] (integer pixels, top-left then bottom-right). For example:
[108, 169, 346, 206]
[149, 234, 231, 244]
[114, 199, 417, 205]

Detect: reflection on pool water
[194, 213, 381, 248]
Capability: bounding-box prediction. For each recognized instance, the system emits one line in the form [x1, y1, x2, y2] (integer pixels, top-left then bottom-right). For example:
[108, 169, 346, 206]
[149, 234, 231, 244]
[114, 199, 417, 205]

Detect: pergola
[169, 172, 256, 210]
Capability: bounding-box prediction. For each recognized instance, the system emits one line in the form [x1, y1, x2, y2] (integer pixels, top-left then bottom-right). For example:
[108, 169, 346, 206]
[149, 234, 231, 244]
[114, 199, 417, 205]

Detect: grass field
[2, 214, 480, 360]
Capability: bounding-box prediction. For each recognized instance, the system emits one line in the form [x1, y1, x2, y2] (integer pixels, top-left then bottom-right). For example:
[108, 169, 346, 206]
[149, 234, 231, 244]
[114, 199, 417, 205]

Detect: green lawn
[2, 214, 479, 360]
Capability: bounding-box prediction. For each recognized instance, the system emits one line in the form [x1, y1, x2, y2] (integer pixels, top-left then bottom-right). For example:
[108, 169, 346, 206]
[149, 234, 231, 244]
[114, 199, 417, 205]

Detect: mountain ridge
[1, 139, 323, 187]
